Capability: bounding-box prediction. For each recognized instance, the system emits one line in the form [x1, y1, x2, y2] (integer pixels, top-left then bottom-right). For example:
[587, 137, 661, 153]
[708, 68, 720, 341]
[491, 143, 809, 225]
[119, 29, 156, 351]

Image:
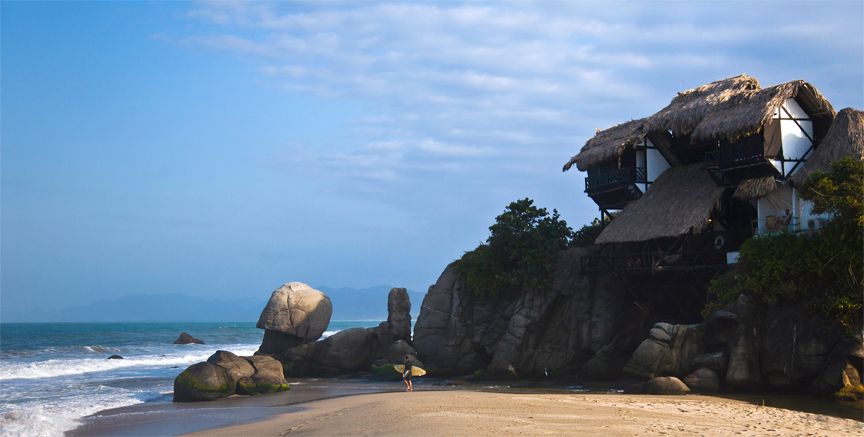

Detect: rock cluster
[173, 350, 288, 402]
[269, 286, 417, 377]
[618, 295, 862, 397]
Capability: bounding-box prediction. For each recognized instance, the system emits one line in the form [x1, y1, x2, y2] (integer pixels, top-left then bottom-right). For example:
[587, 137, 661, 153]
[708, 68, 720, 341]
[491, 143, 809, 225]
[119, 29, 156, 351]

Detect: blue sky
[2, 1, 862, 315]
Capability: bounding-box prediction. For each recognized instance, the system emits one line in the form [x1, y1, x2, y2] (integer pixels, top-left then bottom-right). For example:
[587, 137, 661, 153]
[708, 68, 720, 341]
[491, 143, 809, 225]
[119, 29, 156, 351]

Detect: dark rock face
[759, 302, 843, 389]
[621, 323, 704, 380]
[259, 330, 306, 355]
[107, 355, 123, 360]
[413, 247, 656, 379]
[703, 295, 761, 390]
[173, 332, 204, 345]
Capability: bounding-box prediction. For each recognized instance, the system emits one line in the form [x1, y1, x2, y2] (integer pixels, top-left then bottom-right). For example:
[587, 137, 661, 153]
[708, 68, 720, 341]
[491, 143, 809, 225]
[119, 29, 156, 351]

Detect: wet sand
[182, 391, 862, 437]
[68, 379, 863, 436]
[68, 380, 402, 436]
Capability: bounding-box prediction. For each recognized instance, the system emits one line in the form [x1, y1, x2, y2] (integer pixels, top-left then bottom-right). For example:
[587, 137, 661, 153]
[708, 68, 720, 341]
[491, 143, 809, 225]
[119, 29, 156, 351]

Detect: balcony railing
[705, 143, 765, 169]
[580, 251, 724, 275]
[585, 167, 647, 193]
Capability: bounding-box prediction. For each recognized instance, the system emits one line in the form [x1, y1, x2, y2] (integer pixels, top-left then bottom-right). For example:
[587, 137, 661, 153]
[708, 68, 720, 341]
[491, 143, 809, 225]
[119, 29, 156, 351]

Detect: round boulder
[173, 362, 235, 402]
[256, 283, 332, 352]
[646, 377, 691, 395]
[684, 367, 720, 392]
[207, 350, 255, 383]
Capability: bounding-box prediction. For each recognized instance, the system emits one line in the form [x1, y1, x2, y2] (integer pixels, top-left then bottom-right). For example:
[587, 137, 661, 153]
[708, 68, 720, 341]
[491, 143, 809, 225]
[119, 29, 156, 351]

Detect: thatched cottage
[564, 75, 863, 274]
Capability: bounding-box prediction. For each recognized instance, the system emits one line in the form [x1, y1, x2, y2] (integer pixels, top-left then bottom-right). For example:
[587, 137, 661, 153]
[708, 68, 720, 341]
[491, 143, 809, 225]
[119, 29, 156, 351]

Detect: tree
[451, 198, 573, 299]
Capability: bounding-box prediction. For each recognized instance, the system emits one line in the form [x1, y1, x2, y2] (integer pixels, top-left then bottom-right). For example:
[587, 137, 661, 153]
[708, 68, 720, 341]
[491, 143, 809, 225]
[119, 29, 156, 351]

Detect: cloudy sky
[2, 1, 862, 315]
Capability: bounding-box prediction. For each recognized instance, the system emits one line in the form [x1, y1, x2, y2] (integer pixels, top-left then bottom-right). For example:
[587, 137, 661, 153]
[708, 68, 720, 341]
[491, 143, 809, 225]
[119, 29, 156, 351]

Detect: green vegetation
[370, 364, 401, 381]
[704, 157, 863, 333]
[450, 198, 573, 299]
[571, 215, 613, 247]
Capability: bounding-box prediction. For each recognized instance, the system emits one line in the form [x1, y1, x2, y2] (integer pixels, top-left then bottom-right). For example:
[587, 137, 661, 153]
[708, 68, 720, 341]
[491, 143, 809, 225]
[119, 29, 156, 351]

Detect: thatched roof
[789, 107, 864, 187]
[733, 175, 777, 200]
[642, 74, 760, 139]
[563, 118, 645, 172]
[595, 164, 724, 244]
[645, 74, 835, 143]
[565, 74, 836, 172]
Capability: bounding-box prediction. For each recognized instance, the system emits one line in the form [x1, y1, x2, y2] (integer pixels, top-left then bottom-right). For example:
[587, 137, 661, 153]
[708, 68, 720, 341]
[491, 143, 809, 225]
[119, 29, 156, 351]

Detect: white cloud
[175, 1, 862, 223]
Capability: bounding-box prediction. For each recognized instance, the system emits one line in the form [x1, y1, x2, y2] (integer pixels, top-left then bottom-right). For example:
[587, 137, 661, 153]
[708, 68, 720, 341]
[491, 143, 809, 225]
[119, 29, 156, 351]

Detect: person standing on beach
[403, 355, 413, 392]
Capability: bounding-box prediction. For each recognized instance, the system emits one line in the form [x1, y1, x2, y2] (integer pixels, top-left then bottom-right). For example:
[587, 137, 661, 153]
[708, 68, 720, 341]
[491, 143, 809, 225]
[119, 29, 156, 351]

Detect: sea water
[0, 321, 378, 437]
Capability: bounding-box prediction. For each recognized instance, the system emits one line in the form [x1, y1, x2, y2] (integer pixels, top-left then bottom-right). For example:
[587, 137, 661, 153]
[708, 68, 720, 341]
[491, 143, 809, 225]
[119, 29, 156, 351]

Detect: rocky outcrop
[257, 282, 332, 354]
[278, 286, 419, 376]
[414, 247, 657, 379]
[173, 351, 288, 402]
[621, 323, 704, 380]
[174, 332, 204, 344]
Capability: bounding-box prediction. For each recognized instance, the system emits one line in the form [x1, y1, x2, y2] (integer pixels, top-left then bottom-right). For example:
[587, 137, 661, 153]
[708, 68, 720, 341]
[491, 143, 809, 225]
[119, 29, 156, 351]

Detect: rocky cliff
[413, 247, 863, 399]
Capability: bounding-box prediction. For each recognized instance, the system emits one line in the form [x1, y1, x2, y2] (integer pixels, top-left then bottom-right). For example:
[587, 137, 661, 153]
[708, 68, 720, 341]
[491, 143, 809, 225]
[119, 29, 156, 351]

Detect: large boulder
[283, 328, 378, 376]
[683, 367, 720, 392]
[316, 328, 377, 373]
[646, 377, 691, 395]
[207, 351, 255, 383]
[173, 362, 235, 402]
[256, 282, 333, 354]
[620, 323, 704, 380]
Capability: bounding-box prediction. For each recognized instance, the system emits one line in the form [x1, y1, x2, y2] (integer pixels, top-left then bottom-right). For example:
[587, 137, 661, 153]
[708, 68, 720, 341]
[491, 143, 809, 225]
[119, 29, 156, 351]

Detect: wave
[77, 345, 123, 354]
[0, 345, 260, 381]
[0, 388, 164, 437]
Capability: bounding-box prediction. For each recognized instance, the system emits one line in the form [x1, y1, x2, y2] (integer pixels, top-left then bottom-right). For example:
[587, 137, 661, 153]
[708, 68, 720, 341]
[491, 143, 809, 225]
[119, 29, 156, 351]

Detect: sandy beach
[178, 389, 862, 437]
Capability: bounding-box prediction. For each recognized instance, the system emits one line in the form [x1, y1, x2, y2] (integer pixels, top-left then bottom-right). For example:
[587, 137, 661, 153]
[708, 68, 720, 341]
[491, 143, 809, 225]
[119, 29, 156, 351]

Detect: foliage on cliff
[451, 198, 573, 299]
[704, 157, 863, 333]
[571, 215, 613, 247]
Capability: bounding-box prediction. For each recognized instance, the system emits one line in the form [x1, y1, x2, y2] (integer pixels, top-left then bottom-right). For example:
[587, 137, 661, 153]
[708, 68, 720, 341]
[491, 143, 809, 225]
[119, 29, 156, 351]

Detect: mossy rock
[173, 362, 235, 402]
[473, 369, 499, 381]
[236, 375, 290, 396]
[834, 384, 864, 401]
[371, 364, 401, 381]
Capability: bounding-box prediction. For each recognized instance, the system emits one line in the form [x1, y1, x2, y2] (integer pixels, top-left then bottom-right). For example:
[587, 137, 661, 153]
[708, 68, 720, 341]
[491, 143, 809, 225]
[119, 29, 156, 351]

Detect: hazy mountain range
[1, 285, 424, 323]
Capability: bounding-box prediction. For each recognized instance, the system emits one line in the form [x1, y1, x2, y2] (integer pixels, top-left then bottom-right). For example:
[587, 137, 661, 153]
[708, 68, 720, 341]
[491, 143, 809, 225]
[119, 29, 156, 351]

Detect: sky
[2, 1, 862, 316]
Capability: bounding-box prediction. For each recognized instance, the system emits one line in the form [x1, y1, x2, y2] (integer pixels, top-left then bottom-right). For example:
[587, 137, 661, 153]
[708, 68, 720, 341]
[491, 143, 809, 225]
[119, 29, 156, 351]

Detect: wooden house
[564, 75, 864, 275]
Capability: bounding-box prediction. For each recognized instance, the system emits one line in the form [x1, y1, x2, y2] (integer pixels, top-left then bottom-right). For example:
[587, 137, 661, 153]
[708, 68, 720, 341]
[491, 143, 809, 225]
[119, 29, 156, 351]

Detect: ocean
[0, 321, 380, 437]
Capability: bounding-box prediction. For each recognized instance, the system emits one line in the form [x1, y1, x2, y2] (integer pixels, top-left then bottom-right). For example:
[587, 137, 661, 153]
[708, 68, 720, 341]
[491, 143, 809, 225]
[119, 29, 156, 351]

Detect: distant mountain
[1, 285, 425, 323]
[316, 285, 425, 321]
[1, 293, 266, 323]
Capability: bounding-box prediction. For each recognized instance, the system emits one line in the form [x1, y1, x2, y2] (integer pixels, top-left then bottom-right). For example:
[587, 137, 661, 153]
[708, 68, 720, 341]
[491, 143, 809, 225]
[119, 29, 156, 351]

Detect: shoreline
[179, 390, 861, 437]
[67, 378, 862, 436]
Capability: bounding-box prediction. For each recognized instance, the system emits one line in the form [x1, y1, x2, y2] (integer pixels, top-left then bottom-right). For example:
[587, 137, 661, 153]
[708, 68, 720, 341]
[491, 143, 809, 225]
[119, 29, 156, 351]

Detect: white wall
[772, 98, 814, 176]
[756, 184, 794, 233]
[646, 138, 671, 182]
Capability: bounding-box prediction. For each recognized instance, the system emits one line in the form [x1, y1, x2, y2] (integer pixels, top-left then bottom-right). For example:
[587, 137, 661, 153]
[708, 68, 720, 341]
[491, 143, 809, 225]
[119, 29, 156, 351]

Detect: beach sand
[180, 390, 862, 437]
